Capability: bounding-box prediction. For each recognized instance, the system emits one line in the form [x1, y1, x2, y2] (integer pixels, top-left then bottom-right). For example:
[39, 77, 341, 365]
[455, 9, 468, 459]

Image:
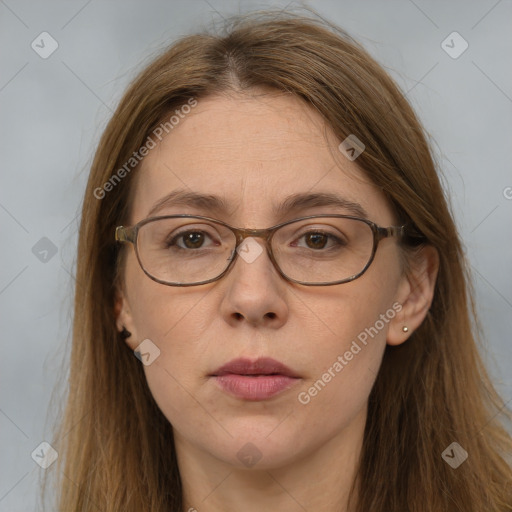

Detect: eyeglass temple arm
[376, 225, 406, 240]
[115, 226, 136, 244]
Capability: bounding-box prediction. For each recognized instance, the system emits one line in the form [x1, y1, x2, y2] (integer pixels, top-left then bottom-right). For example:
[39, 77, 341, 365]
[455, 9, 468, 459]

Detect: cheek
[294, 287, 392, 415]
[130, 284, 209, 378]
[293, 263, 401, 419]
[126, 246, 208, 342]
[124, 257, 216, 415]
[130, 285, 216, 439]
[122, 259, 198, 385]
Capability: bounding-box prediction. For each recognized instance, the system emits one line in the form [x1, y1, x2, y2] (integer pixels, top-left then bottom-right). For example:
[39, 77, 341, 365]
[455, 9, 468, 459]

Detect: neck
[175, 407, 365, 512]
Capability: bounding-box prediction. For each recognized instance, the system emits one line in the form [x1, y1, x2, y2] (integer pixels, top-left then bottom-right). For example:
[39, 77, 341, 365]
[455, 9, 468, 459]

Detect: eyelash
[167, 229, 346, 251]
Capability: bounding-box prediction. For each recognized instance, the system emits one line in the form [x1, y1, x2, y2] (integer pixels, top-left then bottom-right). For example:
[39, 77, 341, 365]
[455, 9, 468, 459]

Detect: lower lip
[212, 374, 299, 401]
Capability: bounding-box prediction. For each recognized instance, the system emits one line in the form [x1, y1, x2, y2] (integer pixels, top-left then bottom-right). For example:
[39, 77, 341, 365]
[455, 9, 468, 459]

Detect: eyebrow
[146, 189, 368, 220]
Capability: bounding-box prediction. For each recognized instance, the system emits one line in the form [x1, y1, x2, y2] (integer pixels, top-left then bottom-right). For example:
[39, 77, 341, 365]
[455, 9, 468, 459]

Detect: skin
[115, 89, 438, 512]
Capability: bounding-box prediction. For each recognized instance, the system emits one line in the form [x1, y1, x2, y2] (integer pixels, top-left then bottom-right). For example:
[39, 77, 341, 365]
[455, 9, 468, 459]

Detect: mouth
[209, 357, 301, 401]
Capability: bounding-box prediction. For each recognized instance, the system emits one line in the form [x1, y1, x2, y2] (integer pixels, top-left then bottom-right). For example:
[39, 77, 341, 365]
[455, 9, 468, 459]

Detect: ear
[114, 286, 139, 350]
[387, 245, 439, 346]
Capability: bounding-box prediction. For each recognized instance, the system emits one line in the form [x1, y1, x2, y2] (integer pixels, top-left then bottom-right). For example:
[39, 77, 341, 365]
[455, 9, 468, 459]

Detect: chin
[201, 422, 309, 470]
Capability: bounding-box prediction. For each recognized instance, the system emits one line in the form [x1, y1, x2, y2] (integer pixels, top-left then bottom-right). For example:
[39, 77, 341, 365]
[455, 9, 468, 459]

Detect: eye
[167, 230, 217, 250]
[293, 230, 346, 250]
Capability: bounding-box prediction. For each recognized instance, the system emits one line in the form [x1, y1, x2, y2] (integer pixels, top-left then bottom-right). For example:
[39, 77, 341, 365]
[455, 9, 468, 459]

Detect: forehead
[129, 91, 393, 226]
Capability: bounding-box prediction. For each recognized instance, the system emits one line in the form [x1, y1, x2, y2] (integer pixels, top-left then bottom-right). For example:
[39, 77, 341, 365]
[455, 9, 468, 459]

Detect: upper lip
[210, 357, 299, 378]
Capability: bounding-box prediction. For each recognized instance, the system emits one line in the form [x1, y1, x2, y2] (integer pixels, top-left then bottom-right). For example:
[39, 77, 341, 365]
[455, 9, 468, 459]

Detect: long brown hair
[43, 10, 512, 511]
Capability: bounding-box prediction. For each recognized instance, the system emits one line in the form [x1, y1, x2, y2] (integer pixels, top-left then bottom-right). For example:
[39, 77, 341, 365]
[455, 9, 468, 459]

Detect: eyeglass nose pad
[228, 233, 271, 268]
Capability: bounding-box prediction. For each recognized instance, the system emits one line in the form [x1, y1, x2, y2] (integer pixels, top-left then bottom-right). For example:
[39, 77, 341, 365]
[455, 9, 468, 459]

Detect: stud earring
[120, 326, 132, 339]
[402, 326, 409, 333]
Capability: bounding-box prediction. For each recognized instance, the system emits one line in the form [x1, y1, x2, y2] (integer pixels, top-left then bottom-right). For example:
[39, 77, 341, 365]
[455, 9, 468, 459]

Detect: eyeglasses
[115, 214, 406, 287]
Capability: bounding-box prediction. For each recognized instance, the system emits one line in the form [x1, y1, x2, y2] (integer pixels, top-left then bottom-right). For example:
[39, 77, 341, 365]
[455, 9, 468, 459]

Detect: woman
[44, 11, 512, 511]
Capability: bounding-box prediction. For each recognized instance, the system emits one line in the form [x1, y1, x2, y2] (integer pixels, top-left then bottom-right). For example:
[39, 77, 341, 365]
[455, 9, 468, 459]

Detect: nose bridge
[229, 226, 280, 277]
[234, 227, 273, 245]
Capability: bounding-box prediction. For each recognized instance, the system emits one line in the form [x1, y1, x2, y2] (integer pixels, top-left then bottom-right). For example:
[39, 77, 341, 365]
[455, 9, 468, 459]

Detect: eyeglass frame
[115, 213, 406, 287]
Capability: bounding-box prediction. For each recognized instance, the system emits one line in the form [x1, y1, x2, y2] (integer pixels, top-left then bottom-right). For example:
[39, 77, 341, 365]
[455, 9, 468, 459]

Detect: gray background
[1, 0, 511, 509]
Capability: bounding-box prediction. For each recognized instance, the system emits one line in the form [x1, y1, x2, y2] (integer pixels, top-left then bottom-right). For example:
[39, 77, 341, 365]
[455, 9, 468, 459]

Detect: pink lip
[210, 357, 300, 401]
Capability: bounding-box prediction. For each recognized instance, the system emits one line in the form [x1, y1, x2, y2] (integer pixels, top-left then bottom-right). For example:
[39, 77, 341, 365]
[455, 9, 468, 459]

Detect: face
[116, 90, 412, 470]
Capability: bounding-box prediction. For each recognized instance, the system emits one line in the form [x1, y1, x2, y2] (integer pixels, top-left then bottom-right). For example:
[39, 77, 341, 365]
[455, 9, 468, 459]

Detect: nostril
[265, 312, 276, 319]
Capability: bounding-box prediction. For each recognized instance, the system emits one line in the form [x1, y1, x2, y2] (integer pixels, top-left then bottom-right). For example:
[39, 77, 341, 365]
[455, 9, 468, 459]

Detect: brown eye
[293, 230, 345, 251]
[181, 232, 206, 249]
[167, 230, 215, 250]
[304, 232, 329, 249]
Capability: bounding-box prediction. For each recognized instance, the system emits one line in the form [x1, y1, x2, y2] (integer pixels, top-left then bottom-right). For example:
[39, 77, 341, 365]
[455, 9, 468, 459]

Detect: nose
[219, 237, 289, 329]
